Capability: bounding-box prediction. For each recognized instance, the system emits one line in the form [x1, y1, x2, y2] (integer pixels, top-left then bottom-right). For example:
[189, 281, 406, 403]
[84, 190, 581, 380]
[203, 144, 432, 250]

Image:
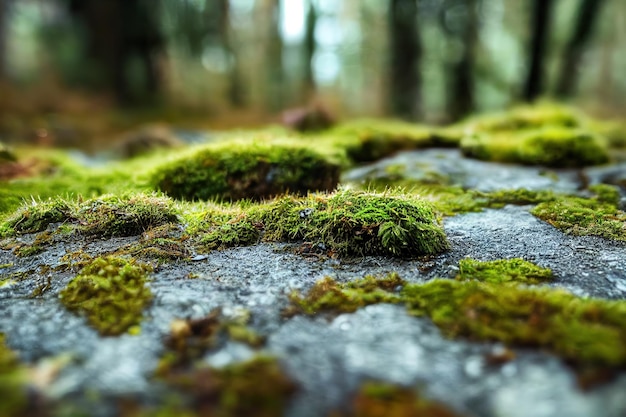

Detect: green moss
[326, 119, 443, 163]
[461, 127, 609, 167]
[59, 256, 153, 336]
[457, 258, 553, 285]
[1, 193, 178, 238]
[289, 275, 626, 368]
[0, 334, 28, 417]
[403, 279, 626, 367]
[531, 191, 626, 241]
[0, 197, 72, 236]
[249, 189, 449, 257]
[332, 381, 462, 417]
[150, 141, 340, 201]
[286, 274, 405, 316]
[161, 356, 296, 417]
[461, 102, 584, 133]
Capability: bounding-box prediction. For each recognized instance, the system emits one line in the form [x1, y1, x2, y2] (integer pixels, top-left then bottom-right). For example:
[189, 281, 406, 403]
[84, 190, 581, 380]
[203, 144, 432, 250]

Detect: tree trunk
[389, 0, 421, 119]
[303, 0, 317, 96]
[446, 0, 478, 120]
[556, 0, 606, 98]
[523, 0, 554, 101]
[263, 0, 284, 111]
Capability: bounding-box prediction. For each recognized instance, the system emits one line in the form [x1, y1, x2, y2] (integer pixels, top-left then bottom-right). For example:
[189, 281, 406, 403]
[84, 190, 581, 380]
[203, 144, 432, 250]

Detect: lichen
[150, 141, 340, 201]
[331, 381, 463, 417]
[456, 258, 553, 285]
[59, 256, 153, 336]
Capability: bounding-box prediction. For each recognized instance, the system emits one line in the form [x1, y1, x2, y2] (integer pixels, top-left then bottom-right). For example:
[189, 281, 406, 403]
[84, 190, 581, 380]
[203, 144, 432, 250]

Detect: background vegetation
[0, 0, 623, 140]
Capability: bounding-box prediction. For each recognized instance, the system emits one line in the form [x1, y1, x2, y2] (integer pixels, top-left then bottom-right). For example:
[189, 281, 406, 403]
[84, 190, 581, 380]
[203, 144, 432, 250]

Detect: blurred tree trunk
[556, 0, 606, 98]
[303, 0, 317, 96]
[0, 0, 7, 78]
[261, 0, 284, 112]
[69, 0, 164, 106]
[523, 0, 554, 101]
[445, 0, 478, 120]
[389, 0, 421, 119]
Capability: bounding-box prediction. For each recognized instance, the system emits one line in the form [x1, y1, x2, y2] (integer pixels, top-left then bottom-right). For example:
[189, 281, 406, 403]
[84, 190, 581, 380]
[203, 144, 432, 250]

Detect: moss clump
[461, 103, 583, 133]
[150, 141, 340, 201]
[75, 194, 179, 238]
[531, 190, 626, 242]
[1, 193, 178, 238]
[0, 197, 72, 236]
[457, 258, 553, 285]
[326, 119, 444, 163]
[331, 381, 462, 417]
[290, 275, 626, 368]
[286, 274, 405, 316]
[461, 127, 609, 167]
[161, 356, 296, 417]
[251, 189, 449, 257]
[59, 256, 153, 336]
[12, 231, 53, 257]
[0, 334, 28, 417]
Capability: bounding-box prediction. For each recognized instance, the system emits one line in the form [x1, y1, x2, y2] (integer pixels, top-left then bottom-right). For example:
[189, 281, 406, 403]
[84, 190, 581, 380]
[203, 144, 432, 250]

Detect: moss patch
[150, 141, 340, 201]
[159, 356, 296, 417]
[0, 334, 28, 417]
[460, 127, 609, 168]
[456, 258, 553, 285]
[531, 187, 626, 242]
[1, 193, 178, 238]
[250, 189, 449, 257]
[325, 119, 452, 163]
[289, 274, 626, 369]
[59, 256, 153, 336]
[331, 381, 463, 417]
[286, 274, 404, 316]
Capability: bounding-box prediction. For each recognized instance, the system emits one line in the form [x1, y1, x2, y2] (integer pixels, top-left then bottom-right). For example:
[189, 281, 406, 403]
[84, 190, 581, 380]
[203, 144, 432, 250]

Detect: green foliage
[59, 256, 153, 336]
[0, 334, 27, 417]
[0, 198, 71, 236]
[457, 258, 553, 285]
[150, 141, 340, 201]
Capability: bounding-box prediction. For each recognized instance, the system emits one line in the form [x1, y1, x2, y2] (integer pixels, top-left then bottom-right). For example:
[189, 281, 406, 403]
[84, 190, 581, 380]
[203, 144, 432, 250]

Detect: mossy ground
[59, 256, 153, 336]
[289, 270, 626, 369]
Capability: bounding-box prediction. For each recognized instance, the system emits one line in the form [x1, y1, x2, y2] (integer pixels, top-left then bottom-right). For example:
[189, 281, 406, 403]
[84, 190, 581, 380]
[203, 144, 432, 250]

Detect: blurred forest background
[0, 0, 624, 147]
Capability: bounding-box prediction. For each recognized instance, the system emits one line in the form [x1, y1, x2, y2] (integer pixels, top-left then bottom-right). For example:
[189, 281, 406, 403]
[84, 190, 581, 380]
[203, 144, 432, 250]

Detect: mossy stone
[151, 142, 340, 201]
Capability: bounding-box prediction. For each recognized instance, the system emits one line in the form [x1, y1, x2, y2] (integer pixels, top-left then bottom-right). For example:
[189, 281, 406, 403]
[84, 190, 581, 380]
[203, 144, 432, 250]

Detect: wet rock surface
[2, 149, 626, 417]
